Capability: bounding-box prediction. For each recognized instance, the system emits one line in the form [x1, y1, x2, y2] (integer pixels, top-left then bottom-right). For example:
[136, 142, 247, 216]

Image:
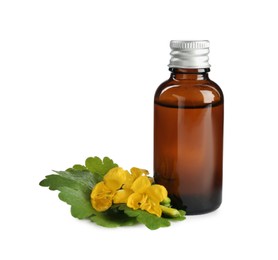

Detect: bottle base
[184, 203, 221, 215]
[170, 193, 222, 215]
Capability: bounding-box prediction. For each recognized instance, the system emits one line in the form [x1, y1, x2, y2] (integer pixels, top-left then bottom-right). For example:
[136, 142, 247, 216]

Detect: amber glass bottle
[154, 40, 224, 215]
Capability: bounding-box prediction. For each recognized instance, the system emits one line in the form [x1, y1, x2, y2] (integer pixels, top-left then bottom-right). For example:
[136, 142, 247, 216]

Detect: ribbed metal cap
[169, 40, 210, 68]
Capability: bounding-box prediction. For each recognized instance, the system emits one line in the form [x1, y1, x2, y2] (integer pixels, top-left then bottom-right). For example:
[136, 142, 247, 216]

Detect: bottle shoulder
[154, 78, 224, 108]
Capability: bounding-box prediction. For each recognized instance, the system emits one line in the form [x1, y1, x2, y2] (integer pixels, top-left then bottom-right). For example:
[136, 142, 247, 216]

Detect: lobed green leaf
[58, 186, 95, 219]
[90, 208, 138, 228]
[85, 156, 118, 182]
[40, 169, 97, 219]
[118, 205, 171, 230]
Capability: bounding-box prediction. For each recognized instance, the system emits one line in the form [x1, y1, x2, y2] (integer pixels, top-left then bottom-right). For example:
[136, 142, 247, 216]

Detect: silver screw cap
[169, 40, 210, 69]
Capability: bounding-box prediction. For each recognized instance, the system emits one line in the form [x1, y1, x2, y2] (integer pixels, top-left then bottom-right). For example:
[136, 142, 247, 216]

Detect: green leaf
[72, 164, 88, 171]
[58, 187, 94, 219]
[40, 174, 78, 191]
[39, 169, 97, 219]
[118, 205, 171, 230]
[90, 208, 138, 228]
[54, 170, 97, 191]
[85, 156, 118, 182]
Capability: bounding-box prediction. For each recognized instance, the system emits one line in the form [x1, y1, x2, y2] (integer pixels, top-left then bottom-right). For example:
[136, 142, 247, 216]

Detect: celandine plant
[40, 156, 185, 230]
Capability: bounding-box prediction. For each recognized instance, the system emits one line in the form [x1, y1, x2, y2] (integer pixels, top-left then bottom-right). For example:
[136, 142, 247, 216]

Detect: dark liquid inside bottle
[154, 68, 224, 215]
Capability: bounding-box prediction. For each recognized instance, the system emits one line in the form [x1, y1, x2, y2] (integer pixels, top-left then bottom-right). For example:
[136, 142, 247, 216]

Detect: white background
[0, 0, 277, 259]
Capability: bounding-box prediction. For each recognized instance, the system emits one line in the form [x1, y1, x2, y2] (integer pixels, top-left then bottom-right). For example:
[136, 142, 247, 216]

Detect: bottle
[154, 40, 224, 215]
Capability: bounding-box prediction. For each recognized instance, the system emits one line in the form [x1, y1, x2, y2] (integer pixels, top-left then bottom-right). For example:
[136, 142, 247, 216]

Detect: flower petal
[127, 193, 146, 210]
[113, 189, 133, 204]
[140, 197, 162, 217]
[123, 174, 134, 190]
[103, 167, 130, 191]
[146, 184, 168, 202]
[92, 198, 113, 212]
[90, 182, 114, 212]
[130, 176, 151, 193]
[123, 167, 149, 189]
[130, 167, 149, 178]
[91, 181, 111, 198]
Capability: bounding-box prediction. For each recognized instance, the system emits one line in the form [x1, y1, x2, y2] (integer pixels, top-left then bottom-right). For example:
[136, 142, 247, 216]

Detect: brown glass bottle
[154, 41, 224, 215]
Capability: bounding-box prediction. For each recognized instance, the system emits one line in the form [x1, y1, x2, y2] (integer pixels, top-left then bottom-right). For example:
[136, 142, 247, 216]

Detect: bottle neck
[169, 68, 210, 80]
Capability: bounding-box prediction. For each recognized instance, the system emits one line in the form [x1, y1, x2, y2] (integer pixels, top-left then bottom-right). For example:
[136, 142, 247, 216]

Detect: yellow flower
[91, 166, 168, 217]
[90, 167, 130, 211]
[116, 167, 150, 204]
[127, 175, 168, 217]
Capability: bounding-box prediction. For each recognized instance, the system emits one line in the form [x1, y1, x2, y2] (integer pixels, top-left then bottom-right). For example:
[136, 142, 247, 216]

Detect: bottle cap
[169, 40, 210, 69]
